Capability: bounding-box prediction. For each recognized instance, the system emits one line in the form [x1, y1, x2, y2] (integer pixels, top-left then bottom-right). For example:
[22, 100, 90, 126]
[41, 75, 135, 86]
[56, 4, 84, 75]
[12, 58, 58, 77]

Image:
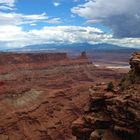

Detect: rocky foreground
[72, 52, 140, 140]
[0, 52, 125, 140]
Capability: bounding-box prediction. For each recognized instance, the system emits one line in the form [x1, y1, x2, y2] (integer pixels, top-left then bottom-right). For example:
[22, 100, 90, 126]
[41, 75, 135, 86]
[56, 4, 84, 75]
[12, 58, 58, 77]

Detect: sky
[0, 0, 140, 49]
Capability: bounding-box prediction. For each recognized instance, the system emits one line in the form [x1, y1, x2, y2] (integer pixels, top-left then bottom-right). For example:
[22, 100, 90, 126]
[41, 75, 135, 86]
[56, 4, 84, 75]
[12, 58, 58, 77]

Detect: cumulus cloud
[0, 25, 28, 48]
[0, 25, 24, 41]
[0, 25, 108, 48]
[0, 25, 139, 49]
[71, 0, 140, 38]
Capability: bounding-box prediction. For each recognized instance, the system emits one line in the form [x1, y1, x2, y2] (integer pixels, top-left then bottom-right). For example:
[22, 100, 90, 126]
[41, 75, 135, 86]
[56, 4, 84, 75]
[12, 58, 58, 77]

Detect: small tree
[107, 82, 114, 91]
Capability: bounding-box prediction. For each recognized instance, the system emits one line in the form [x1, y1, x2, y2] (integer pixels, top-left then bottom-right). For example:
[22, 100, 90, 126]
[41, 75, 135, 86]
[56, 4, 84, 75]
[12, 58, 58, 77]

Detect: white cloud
[28, 26, 104, 44]
[0, 12, 48, 25]
[45, 18, 62, 24]
[0, 12, 63, 26]
[0, 25, 105, 48]
[53, 2, 60, 7]
[0, 25, 24, 41]
[71, 0, 140, 38]
[0, 0, 16, 10]
[0, 25, 139, 49]
[0, 5, 14, 10]
[0, 0, 15, 6]
[0, 25, 28, 48]
[105, 38, 140, 48]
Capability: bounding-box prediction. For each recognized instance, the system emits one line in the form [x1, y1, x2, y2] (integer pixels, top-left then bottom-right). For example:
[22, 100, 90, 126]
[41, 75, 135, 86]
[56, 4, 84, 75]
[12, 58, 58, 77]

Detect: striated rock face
[0, 52, 68, 65]
[72, 52, 140, 140]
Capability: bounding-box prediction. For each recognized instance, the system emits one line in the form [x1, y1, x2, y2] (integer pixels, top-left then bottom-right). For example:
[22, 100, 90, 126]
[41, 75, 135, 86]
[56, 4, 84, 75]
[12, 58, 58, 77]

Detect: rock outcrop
[76, 51, 88, 60]
[128, 52, 140, 84]
[0, 52, 68, 65]
[72, 52, 140, 140]
[130, 52, 140, 73]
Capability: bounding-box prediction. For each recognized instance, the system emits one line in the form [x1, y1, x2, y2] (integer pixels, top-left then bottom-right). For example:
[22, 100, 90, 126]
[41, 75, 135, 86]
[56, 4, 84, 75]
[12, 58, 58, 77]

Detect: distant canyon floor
[0, 52, 128, 140]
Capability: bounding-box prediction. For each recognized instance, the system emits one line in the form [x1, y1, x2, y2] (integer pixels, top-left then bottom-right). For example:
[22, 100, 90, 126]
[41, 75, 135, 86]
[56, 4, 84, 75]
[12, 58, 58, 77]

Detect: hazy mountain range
[4, 43, 139, 55]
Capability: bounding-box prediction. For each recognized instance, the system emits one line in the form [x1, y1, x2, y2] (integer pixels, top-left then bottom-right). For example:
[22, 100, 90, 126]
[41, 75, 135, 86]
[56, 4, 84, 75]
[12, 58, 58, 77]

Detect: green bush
[107, 82, 114, 91]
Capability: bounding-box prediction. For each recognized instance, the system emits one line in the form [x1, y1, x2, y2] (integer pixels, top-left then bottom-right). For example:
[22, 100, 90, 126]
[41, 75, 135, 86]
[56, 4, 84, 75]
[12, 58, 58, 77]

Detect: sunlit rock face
[72, 52, 140, 140]
[130, 52, 140, 73]
[0, 53, 68, 65]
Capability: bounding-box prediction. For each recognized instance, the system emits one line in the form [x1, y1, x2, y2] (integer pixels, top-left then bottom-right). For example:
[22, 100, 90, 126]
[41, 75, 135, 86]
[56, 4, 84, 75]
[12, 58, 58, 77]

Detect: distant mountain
[3, 43, 140, 66]
[5, 43, 139, 54]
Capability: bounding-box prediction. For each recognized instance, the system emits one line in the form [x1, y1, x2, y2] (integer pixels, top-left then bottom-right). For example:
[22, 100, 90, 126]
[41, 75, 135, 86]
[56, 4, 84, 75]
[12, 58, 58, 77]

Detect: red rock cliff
[72, 52, 140, 140]
[0, 52, 68, 65]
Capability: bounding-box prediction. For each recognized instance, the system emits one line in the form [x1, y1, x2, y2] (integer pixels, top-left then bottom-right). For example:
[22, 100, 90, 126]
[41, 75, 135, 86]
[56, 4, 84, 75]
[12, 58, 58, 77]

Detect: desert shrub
[119, 77, 126, 90]
[106, 82, 114, 91]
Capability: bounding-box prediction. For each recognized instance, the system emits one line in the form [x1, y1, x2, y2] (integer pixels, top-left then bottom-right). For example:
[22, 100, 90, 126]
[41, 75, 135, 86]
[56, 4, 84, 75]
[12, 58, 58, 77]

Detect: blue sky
[15, 0, 105, 29]
[0, 0, 140, 49]
[16, 0, 110, 32]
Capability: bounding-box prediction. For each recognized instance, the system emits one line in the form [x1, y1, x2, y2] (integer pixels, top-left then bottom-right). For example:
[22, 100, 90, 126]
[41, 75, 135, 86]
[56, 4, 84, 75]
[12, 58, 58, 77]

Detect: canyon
[0, 51, 126, 140]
